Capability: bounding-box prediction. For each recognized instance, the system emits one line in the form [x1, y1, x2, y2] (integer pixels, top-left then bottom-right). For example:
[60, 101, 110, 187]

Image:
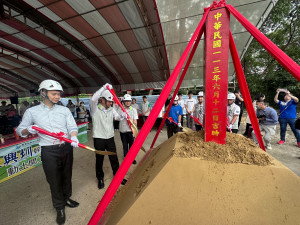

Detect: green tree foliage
[242, 0, 300, 107]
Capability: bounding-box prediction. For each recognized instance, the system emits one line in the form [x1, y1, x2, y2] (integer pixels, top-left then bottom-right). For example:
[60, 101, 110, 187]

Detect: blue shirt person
[166, 95, 183, 138]
[274, 89, 300, 146]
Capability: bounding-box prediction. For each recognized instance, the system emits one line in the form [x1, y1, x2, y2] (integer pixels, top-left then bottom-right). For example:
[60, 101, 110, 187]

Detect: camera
[278, 88, 288, 93]
[257, 114, 266, 119]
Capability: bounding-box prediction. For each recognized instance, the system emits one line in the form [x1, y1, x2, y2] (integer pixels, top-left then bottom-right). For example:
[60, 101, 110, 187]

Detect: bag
[295, 118, 300, 130]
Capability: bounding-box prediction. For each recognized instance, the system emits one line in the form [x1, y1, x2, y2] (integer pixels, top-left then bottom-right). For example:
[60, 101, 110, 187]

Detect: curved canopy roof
[0, 0, 277, 97]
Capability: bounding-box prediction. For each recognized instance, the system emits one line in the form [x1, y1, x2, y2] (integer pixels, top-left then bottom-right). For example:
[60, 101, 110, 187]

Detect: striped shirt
[16, 102, 78, 146]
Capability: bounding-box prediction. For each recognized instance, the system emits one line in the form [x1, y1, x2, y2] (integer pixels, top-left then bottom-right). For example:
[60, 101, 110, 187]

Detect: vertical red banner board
[204, 7, 230, 144]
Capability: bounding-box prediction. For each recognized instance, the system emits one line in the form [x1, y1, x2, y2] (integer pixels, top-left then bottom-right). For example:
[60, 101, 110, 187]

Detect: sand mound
[100, 131, 300, 225]
[175, 131, 272, 166]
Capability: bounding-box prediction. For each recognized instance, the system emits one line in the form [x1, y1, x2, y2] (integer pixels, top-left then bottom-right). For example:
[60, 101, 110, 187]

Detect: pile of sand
[100, 131, 300, 225]
[175, 131, 272, 165]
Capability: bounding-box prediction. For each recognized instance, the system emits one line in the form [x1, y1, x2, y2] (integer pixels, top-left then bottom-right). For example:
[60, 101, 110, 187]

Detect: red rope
[229, 31, 266, 151]
[88, 8, 210, 225]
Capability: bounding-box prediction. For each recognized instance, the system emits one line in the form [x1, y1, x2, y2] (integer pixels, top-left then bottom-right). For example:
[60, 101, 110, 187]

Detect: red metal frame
[88, 1, 300, 224]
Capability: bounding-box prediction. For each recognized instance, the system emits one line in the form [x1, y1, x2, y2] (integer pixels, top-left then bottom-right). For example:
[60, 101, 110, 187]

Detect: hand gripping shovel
[226, 118, 232, 133]
[167, 117, 188, 132]
[106, 86, 146, 152]
[32, 126, 116, 155]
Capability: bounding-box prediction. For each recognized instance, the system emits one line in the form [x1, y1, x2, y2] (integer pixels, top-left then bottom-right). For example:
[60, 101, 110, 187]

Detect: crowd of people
[225, 88, 300, 150]
[1, 78, 298, 225]
[164, 88, 300, 151]
[0, 96, 92, 137]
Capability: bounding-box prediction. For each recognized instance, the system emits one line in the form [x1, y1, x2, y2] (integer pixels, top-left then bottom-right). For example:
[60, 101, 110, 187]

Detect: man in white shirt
[90, 84, 127, 189]
[17, 80, 79, 225]
[193, 91, 205, 131]
[119, 94, 139, 164]
[227, 93, 241, 133]
[131, 98, 140, 115]
[141, 96, 151, 123]
[185, 91, 197, 129]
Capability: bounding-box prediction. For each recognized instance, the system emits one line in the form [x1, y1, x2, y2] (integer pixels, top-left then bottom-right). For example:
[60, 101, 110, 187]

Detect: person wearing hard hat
[193, 91, 205, 131]
[167, 95, 183, 138]
[227, 93, 240, 133]
[16, 80, 79, 225]
[90, 84, 127, 190]
[119, 94, 139, 164]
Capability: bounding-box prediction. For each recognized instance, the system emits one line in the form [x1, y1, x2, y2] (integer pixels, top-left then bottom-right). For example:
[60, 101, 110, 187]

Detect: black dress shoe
[121, 179, 127, 185]
[56, 208, 66, 225]
[66, 199, 79, 208]
[132, 160, 137, 164]
[98, 178, 104, 189]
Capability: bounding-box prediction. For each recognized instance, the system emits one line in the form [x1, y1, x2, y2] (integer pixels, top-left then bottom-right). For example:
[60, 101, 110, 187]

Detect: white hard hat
[123, 94, 132, 101]
[38, 80, 63, 92]
[101, 90, 113, 101]
[227, 93, 236, 100]
[197, 91, 204, 97]
[174, 95, 179, 101]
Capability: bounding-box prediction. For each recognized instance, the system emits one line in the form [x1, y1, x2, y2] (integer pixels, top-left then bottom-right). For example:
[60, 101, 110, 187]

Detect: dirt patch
[175, 131, 273, 166]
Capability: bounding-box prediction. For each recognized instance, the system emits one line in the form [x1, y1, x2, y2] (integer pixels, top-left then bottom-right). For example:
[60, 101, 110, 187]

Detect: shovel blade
[95, 150, 116, 155]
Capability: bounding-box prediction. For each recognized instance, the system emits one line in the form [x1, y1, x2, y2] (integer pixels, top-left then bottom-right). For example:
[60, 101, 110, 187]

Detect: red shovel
[167, 117, 178, 125]
[190, 115, 203, 126]
[106, 86, 146, 152]
[32, 126, 116, 155]
[167, 117, 187, 132]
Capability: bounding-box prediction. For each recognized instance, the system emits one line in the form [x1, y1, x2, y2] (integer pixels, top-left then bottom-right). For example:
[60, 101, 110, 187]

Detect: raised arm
[274, 89, 280, 104]
[287, 91, 299, 103]
[90, 87, 105, 116]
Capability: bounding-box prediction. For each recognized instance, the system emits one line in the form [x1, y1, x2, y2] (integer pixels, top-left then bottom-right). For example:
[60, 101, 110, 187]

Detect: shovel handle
[106, 86, 132, 129]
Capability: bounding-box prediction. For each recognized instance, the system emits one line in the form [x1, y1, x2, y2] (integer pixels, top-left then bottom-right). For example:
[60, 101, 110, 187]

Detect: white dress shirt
[16, 102, 78, 146]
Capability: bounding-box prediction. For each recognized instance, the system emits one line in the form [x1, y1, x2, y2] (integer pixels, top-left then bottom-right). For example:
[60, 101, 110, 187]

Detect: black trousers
[143, 116, 148, 123]
[41, 143, 73, 209]
[195, 124, 203, 131]
[238, 110, 243, 128]
[228, 129, 238, 133]
[120, 132, 134, 157]
[114, 120, 119, 130]
[94, 137, 119, 180]
[167, 123, 180, 138]
[243, 123, 251, 136]
[156, 118, 163, 129]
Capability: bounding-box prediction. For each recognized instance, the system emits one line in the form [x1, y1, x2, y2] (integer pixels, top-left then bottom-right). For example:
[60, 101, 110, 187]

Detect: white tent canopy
[0, 0, 278, 97]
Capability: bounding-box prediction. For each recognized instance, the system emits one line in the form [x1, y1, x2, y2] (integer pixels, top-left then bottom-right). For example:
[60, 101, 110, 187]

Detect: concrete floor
[1, 122, 300, 225]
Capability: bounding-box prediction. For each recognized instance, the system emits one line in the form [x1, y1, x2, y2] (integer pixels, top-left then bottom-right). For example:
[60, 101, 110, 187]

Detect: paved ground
[1, 121, 300, 225]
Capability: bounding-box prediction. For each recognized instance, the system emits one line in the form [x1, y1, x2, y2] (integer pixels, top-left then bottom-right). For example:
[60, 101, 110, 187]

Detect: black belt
[41, 142, 68, 150]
